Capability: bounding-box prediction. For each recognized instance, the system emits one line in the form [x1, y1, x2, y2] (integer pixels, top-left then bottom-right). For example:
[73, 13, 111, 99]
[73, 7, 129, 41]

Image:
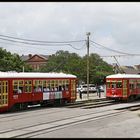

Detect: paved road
[38, 109, 140, 138]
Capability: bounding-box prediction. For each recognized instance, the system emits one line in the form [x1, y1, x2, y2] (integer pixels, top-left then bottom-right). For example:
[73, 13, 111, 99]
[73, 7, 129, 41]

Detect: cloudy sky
[0, 2, 140, 66]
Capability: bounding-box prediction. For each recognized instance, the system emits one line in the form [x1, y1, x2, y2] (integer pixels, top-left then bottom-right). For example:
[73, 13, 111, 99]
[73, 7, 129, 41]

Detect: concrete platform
[76, 91, 106, 102]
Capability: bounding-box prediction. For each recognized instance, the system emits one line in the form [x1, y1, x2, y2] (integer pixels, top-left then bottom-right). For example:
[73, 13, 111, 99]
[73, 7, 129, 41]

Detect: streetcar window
[42, 80, 50, 92]
[112, 84, 116, 88]
[18, 80, 24, 93]
[137, 83, 140, 88]
[33, 80, 43, 92]
[107, 82, 110, 88]
[116, 81, 122, 88]
[111, 81, 116, 88]
[61, 80, 65, 91]
[25, 80, 32, 93]
[65, 84, 69, 90]
[13, 80, 24, 94]
[63, 80, 69, 91]
[50, 80, 54, 91]
[57, 79, 69, 91]
[54, 80, 58, 91]
[58, 85, 62, 91]
[129, 83, 134, 89]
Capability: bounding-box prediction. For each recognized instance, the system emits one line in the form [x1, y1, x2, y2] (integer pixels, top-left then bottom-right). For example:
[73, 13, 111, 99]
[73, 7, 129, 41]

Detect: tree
[41, 50, 83, 76]
[41, 50, 114, 85]
[0, 48, 33, 72]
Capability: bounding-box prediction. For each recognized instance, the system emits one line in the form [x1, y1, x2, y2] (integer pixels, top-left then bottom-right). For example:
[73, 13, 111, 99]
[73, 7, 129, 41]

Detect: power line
[1, 34, 140, 55]
[101, 54, 140, 57]
[90, 40, 134, 55]
[3, 34, 140, 56]
[0, 35, 86, 50]
[0, 37, 72, 46]
[0, 39, 86, 51]
[70, 41, 87, 50]
[0, 34, 85, 44]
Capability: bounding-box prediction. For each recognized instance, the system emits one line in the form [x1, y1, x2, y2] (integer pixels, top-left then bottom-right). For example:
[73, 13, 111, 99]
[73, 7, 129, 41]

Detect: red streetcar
[0, 72, 77, 112]
[106, 74, 140, 101]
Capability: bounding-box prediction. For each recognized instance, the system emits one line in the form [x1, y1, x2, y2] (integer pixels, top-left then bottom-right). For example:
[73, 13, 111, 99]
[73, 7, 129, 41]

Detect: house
[120, 66, 140, 74]
[134, 64, 140, 71]
[112, 63, 140, 74]
[21, 54, 50, 71]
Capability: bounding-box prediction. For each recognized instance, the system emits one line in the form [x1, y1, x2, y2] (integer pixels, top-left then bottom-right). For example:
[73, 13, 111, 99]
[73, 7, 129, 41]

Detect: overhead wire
[0, 37, 86, 55]
[90, 40, 135, 55]
[89, 40, 140, 67]
[0, 34, 85, 43]
[0, 34, 86, 51]
[2, 34, 140, 56]
[0, 37, 73, 46]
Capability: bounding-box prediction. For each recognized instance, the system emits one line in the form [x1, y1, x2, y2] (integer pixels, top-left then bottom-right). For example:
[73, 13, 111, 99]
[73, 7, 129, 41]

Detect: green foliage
[0, 48, 33, 72]
[41, 50, 114, 85]
[41, 50, 83, 75]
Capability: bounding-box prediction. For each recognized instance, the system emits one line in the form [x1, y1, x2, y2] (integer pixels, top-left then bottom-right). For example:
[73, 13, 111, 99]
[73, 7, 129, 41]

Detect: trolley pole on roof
[86, 32, 90, 100]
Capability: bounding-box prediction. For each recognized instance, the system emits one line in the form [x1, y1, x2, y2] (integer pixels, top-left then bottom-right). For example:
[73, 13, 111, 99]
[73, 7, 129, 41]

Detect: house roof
[20, 54, 49, 61]
[120, 66, 140, 74]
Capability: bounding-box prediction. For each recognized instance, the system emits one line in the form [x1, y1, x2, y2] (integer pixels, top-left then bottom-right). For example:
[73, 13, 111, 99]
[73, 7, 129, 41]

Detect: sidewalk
[76, 92, 106, 102]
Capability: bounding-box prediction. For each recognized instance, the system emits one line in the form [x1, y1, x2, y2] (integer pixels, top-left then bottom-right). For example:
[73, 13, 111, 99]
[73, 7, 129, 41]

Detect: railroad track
[0, 104, 139, 138]
[65, 98, 116, 108]
[116, 104, 140, 111]
[82, 101, 117, 109]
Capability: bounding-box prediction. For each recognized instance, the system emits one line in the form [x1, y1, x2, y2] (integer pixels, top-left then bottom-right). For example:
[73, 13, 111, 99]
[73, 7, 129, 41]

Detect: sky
[0, 2, 140, 66]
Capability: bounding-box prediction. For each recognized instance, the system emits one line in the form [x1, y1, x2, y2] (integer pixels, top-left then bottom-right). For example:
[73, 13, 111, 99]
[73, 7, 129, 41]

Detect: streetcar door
[0, 81, 8, 107]
[122, 80, 127, 97]
[71, 79, 76, 101]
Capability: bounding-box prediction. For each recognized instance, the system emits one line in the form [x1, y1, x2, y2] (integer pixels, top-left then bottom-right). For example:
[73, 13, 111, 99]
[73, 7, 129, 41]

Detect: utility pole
[86, 32, 90, 100]
[113, 56, 124, 73]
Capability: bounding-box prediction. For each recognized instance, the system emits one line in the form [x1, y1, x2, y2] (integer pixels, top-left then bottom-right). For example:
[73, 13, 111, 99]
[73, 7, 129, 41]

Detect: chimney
[28, 54, 32, 58]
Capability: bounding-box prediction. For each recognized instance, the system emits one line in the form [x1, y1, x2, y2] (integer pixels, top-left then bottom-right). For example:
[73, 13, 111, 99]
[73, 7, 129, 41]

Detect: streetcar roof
[0, 71, 77, 78]
[106, 73, 140, 79]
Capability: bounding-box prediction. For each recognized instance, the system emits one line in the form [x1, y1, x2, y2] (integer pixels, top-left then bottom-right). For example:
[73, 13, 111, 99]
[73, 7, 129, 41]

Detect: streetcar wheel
[22, 103, 28, 110]
[127, 95, 134, 102]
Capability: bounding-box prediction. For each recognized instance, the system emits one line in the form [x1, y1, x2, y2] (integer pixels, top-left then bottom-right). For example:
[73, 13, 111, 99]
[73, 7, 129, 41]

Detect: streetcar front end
[106, 75, 128, 101]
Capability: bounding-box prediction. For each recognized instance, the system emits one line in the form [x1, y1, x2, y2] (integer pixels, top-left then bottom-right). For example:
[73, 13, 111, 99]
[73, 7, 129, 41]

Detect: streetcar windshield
[106, 80, 122, 89]
[116, 81, 122, 88]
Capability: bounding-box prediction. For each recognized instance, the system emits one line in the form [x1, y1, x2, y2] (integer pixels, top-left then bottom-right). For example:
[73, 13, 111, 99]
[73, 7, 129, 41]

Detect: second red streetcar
[106, 74, 140, 101]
